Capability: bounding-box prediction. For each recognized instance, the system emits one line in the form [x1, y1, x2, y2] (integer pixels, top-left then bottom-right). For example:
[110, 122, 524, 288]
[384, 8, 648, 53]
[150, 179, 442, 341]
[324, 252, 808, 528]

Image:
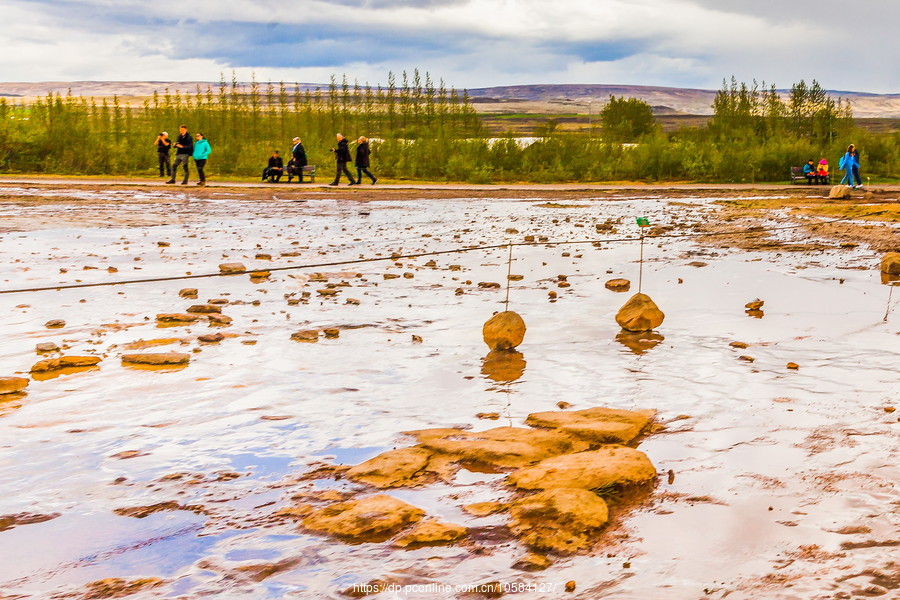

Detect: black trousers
[286, 166, 304, 182]
[195, 158, 207, 183]
[262, 167, 283, 182]
[170, 154, 190, 182]
[157, 152, 171, 176]
[333, 161, 355, 184]
[356, 167, 376, 183]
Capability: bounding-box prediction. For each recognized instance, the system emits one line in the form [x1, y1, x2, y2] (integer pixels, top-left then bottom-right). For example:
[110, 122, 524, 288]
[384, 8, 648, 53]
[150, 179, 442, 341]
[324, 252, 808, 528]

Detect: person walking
[350, 136, 377, 185]
[192, 132, 211, 186]
[839, 144, 863, 189]
[166, 125, 193, 185]
[154, 131, 171, 177]
[329, 133, 354, 186]
[851, 146, 863, 189]
[289, 137, 308, 183]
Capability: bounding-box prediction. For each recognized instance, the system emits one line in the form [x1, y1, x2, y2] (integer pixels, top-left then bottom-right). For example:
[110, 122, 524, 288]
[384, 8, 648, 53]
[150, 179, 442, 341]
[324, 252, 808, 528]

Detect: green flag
[636, 217, 650, 227]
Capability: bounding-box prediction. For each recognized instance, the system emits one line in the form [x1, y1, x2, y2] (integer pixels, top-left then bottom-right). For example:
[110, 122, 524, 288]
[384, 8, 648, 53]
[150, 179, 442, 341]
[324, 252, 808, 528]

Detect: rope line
[0, 210, 887, 296]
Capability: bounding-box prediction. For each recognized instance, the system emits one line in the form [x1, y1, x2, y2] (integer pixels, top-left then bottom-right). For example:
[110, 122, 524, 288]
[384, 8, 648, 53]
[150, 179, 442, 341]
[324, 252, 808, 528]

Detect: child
[817, 159, 829, 182]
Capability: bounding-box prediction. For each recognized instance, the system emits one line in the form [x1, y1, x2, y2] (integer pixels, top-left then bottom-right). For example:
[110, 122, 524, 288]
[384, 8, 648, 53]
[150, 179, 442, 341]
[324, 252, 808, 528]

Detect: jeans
[157, 152, 171, 176]
[195, 158, 207, 183]
[171, 154, 190, 182]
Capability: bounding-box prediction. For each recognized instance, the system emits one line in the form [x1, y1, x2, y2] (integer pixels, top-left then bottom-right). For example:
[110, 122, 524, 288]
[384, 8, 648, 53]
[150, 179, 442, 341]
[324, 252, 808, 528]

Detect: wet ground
[0, 185, 898, 599]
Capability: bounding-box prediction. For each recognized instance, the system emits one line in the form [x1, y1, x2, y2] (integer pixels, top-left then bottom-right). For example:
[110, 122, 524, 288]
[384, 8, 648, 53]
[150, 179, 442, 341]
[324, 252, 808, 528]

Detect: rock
[508, 446, 656, 491]
[548, 291, 557, 299]
[745, 299, 764, 310]
[0, 377, 29, 395]
[829, 185, 852, 199]
[508, 274, 524, 281]
[35, 342, 59, 353]
[301, 494, 425, 543]
[411, 334, 423, 343]
[393, 520, 467, 548]
[481, 349, 526, 383]
[345, 447, 436, 488]
[615, 293, 665, 332]
[383, 273, 401, 280]
[219, 262, 246, 274]
[403, 272, 414, 279]
[512, 553, 553, 571]
[346, 298, 361, 305]
[291, 330, 319, 342]
[565, 580, 577, 592]
[508, 488, 609, 554]
[0, 512, 60, 531]
[186, 304, 222, 314]
[405, 426, 589, 469]
[478, 281, 501, 289]
[482, 311, 526, 351]
[84, 578, 164, 597]
[179, 288, 198, 298]
[30, 356, 100, 373]
[476, 412, 500, 420]
[604, 278, 631, 292]
[729, 341, 749, 349]
[525, 407, 656, 444]
[739, 355, 755, 362]
[786, 362, 799, 370]
[198, 333, 225, 343]
[556, 401, 572, 409]
[323, 328, 340, 338]
[207, 314, 232, 325]
[156, 313, 200, 323]
[255, 253, 272, 260]
[449, 264, 462, 271]
[463, 502, 508, 517]
[250, 270, 271, 280]
[45, 319, 65, 329]
[121, 353, 190, 366]
[881, 252, 900, 275]
[425, 260, 437, 267]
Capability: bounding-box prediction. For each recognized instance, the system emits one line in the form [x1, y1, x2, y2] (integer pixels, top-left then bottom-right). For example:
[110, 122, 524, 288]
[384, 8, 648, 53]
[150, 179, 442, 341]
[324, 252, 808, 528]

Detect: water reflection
[615, 331, 665, 355]
[481, 350, 526, 383]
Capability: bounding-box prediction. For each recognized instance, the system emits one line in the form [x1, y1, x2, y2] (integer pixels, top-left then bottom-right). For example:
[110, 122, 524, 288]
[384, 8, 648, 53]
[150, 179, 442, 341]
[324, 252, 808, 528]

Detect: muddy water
[0, 191, 897, 599]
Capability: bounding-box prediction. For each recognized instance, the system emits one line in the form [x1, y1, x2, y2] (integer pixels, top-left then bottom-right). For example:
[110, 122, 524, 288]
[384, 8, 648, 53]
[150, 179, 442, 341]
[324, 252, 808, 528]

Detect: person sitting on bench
[817, 159, 829, 183]
[262, 150, 284, 182]
[802, 159, 820, 184]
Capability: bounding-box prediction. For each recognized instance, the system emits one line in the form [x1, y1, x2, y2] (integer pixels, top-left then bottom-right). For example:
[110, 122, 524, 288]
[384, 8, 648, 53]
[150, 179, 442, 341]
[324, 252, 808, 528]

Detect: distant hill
[2, 81, 900, 118]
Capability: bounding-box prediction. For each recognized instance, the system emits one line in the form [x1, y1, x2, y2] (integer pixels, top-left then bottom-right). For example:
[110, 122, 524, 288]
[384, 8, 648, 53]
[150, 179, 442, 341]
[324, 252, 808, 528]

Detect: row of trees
[0, 72, 897, 182]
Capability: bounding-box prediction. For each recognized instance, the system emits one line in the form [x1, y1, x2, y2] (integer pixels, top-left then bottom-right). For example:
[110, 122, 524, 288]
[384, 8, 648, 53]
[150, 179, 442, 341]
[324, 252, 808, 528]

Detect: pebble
[45, 319, 66, 329]
[36, 342, 60, 353]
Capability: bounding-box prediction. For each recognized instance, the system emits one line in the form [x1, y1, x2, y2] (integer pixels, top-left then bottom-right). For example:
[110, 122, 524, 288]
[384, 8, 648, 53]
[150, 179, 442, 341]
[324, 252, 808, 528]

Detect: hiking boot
[165, 180, 175, 184]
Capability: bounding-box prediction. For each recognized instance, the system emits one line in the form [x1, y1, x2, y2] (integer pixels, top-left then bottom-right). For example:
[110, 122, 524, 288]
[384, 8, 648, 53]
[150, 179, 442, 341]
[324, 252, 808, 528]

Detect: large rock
[345, 447, 436, 488]
[405, 426, 589, 469]
[828, 185, 852, 199]
[0, 377, 29, 395]
[121, 353, 191, 366]
[508, 488, 609, 554]
[30, 356, 101, 373]
[525, 407, 656, 444]
[393, 520, 467, 548]
[301, 494, 424, 543]
[615, 293, 665, 332]
[881, 252, 900, 275]
[482, 311, 526, 351]
[508, 446, 656, 491]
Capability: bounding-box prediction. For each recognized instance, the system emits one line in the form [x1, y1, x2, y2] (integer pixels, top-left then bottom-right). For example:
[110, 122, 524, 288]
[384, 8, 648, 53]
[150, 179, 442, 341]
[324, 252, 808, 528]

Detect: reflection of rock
[0, 377, 29, 395]
[508, 488, 609, 554]
[525, 407, 655, 445]
[481, 349, 526, 382]
[615, 293, 664, 332]
[615, 331, 665, 355]
[881, 252, 900, 275]
[345, 447, 436, 488]
[405, 427, 589, 469]
[745, 309, 764, 318]
[508, 446, 656, 491]
[483, 311, 526, 350]
[393, 520, 467, 548]
[301, 494, 425, 543]
[30, 356, 100, 373]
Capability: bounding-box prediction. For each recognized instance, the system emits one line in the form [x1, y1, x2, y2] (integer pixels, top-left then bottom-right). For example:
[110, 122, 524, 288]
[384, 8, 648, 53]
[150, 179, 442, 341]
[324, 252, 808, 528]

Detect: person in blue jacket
[839, 144, 862, 189]
[192, 132, 212, 186]
[802, 159, 820, 184]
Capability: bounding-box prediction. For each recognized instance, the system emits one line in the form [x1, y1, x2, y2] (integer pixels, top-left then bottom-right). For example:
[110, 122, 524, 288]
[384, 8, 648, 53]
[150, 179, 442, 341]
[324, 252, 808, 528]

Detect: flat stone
[45, 319, 66, 329]
[745, 299, 764, 310]
[508, 488, 609, 554]
[207, 314, 233, 325]
[0, 377, 29, 394]
[178, 288, 198, 298]
[604, 278, 631, 292]
[156, 313, 201, 323]
[508, 446, 656, 491]
[291, 330, 319, 342]
[198, 333, 225, 343]
[393, 520, 467, 548]
[30, 356, 101, 373]
[345, 447, 436, 488]
[121, 353, 191, 365]
[186, 304, 222, 314]
[35, 342, 60, 353]
[219, 262, 246, 274]
[525, 407, 656, 444]
[301, 494, 425, 543]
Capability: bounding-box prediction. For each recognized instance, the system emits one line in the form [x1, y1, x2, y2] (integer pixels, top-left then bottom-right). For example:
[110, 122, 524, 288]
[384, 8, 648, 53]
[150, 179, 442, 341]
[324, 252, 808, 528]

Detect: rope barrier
[0, 210, 888, 296]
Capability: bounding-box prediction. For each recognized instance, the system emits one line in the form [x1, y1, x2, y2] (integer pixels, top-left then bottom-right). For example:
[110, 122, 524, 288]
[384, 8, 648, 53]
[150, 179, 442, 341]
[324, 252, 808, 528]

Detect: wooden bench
[286, 164, 316, 183]
[790, 166, 830, 185]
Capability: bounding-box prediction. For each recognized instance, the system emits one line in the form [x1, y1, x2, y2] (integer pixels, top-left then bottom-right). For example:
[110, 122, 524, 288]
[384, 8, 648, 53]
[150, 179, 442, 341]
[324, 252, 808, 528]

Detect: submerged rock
[508, 488, 609, 554]
[393, 520, 467, 548]
[482, 311, 526, 351]
[0, 377, 29, 395]
[30, 356, 100, 373]
[508, 446, 656, 491]
[301, 494, 425, 543]
[615, 293, 665, 332]
[524, 407, 656, 444]
[881, 252, 900, 275]
[121, 353, 190, 366]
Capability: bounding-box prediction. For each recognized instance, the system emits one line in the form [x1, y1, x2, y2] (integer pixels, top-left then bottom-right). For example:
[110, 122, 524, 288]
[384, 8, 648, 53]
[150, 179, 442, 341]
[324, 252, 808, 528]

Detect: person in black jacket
[166, 125, 193, 184]
[287, 137, 308, 183]
[351, 136, 377, 185]
[154, 131, 171, 177]
[262, 150, 284, 182]
[329, 133, 354, 186]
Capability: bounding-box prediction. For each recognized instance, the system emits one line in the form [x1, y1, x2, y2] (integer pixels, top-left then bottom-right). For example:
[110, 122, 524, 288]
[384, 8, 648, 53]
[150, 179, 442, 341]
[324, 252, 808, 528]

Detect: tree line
[1, 72, 898, 183]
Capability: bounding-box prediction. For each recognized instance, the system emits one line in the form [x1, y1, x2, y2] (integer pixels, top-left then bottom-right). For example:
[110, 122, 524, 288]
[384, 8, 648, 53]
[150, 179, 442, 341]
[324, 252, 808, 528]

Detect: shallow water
[0, 192, 897, 599]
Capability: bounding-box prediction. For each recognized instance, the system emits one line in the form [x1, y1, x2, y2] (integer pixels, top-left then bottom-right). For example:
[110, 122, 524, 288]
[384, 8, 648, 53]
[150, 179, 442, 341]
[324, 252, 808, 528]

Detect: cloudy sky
[3, 0, 898, 92]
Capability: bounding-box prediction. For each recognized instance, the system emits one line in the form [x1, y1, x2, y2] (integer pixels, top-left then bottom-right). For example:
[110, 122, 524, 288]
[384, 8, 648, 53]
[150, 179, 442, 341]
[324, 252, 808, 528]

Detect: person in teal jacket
[839, 144, 861, 189]
[192, 133, 212, 186]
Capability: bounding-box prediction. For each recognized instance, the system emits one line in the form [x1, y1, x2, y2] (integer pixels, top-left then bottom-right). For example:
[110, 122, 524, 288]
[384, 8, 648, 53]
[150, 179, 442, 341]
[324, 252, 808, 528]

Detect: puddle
[0, 189, 898, 598]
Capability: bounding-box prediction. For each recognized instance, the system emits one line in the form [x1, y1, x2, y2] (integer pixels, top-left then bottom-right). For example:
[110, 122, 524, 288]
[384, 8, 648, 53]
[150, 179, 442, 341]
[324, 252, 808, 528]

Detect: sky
[3, 0, 898, 93]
